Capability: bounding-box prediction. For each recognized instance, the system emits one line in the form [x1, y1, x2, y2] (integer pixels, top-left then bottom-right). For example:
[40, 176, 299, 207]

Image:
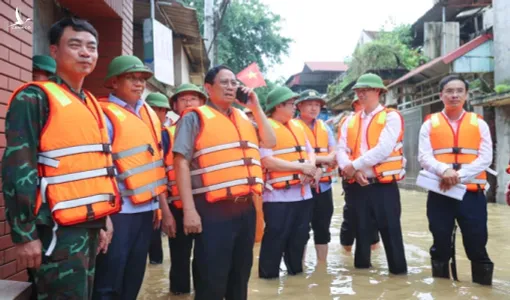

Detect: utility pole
[204, 0, 215, 66]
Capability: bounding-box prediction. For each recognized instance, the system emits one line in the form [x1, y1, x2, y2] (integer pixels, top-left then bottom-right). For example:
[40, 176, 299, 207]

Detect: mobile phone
[236, 88, 250, 104]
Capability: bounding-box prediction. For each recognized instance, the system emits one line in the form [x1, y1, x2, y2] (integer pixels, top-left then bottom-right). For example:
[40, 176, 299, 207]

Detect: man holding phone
[173, 65, 275, 300]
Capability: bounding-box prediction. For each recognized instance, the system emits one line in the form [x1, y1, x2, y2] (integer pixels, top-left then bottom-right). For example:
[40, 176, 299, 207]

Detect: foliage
[327, 24, 428, 99]
[495, 84, 510, 94]
[179, 0, 292, 74]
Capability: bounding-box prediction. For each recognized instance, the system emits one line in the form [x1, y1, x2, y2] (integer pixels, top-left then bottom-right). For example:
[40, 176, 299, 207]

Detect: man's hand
[505, 180, 510, 206]
[326, 153, 338, 168]
[238, 86, 259, 110]
[97, 216, 114, 254]
[183, 209, 202, 235]
[440, 168, 460, 191]
[354, 170, 369, 186]
[161, 210, 177, 238]
[300, 162, 317, 177]
[314, 168, 323, 192]
[17, 239, 42, 269]
[153, 209, 162, 230]
[300, 174, 314, 185]
[343, 164, 356, 179]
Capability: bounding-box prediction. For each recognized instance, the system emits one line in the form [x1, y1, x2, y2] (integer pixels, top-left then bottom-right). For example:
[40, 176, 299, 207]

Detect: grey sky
[260, 0, 435, 81]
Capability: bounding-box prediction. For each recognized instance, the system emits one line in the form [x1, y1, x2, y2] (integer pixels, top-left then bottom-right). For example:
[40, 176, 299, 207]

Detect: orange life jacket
[346, 107, 405, 183]
[429, 112, 487, 191]
[164, 125, 182, 208]
[337, 115, 349, 140]
[296, 119, 337, 183]
[266, 118, 309, 189]
[100, 101, 167, 205]
[7, 82, 121, 226]
[184, 105, 263, 202]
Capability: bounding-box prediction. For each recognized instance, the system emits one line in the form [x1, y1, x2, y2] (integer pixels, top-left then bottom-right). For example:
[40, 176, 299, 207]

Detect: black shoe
[431, 260, 450, 279]
[471, 262, 493, 286]
[149, 260, 163, 265]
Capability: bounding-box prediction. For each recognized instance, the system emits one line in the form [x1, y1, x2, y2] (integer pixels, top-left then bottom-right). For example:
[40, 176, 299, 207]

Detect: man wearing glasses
[93, 55, 176, 299]
[337, 73, 407, 275]
[173, 65, 275, 300]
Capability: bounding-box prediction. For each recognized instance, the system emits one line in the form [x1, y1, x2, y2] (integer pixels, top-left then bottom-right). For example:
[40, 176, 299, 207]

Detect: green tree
[327, 24, 427, 98]
[179, 0, 292, 74]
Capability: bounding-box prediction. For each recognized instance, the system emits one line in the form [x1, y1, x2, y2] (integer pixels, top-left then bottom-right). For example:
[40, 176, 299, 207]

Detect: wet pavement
[139, 183, 510, 299]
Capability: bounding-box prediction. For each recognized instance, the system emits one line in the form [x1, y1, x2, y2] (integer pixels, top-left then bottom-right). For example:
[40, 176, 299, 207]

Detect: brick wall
[0, 0, 133, 282]
[0, 0, 33, 282]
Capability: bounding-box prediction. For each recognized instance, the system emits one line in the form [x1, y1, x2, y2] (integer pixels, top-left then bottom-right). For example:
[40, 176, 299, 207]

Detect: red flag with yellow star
[237, 63, 266, 88]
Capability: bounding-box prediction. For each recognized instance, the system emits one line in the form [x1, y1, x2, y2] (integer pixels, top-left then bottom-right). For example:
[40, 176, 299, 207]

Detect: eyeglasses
[122, 74, 146, 84]
[218, 79, 239, 88]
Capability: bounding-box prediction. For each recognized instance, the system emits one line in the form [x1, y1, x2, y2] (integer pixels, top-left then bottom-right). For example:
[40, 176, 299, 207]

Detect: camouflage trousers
[28, 225, 100, 300]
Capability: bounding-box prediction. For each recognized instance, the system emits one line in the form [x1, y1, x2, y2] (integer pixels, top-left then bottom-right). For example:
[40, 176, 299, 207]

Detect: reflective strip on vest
[265, 174, 299, 185]
[121, 178, 168, 197]
[315, 147, 328, 153]
[38, 143, 112, 168]
[190, 159, 261, 176]
[191, 177, 264, 195]
[45, 193, 115, 257]
[167, 195, 180, 203]
[167, 180, 176, 187]
[273, 146, 305, 156]
[466, 178, 487, 185]
[166, 165, 174, 172]
[394, 142, 403, 151]
[446, 164, 498, 176]
[193, 141, 259, 159]
[39, 167, 116, 204]
[322, 169, 339, 177]
[117, 160, 165, 181]
[380, 169, 403, 177]
[382, 155, 403, 163]
[433, 148, 478, 155]
[39, 143, 111, 159]
[112, 144, 153, 160]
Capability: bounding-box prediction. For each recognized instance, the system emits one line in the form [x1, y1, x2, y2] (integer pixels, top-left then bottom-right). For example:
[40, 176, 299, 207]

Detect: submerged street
[139, 183, 510, 299]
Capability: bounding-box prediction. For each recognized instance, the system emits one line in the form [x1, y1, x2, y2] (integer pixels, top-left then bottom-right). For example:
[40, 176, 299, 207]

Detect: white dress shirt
[418, 110, 493, 181]
[336, 104, 403, 178]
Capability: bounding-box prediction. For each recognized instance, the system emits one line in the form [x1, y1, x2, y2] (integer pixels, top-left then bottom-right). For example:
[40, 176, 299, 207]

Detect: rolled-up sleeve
[172, 112, 200, 161]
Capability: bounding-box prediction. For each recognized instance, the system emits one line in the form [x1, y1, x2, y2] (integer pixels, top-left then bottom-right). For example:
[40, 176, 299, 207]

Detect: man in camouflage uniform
[2, 18, 112, 299]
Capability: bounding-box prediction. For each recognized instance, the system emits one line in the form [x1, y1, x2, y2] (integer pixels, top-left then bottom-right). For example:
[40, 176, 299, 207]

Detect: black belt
[224, 195, 253, 203]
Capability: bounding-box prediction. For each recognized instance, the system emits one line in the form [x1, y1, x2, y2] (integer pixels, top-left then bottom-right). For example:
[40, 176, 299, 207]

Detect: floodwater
[139, 183, 510, 299]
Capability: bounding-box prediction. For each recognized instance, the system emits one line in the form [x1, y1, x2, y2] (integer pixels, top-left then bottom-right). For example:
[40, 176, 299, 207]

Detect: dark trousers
[169, 204, 194, 294]
[148, 228, 163, 263]
[192, 196, 256, 300]
[340, 180, 380, 246]
[311, 188, 334, 244]
[427, 191, 491, 263]
[93, 211, 153, 300]
[259, 199, 314, 279]
[349, 182, 407, 274]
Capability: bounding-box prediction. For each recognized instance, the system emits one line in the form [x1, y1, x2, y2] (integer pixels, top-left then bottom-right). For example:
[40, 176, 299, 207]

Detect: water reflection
[139, 185, 510, 299]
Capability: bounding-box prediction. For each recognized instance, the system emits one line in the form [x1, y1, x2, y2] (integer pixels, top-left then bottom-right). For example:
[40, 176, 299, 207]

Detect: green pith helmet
[33, 55, 56, 74]
[295, 89, 326, 106]
[145, 92, 170, 109]
[170, 83, 207, 106]
[352, 73, 387, 92]
[104, 55, 153, 88]
[265, 86, 299, 113]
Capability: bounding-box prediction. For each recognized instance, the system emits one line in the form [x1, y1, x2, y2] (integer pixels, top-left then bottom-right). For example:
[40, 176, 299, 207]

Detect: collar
[296, 116, 316, 128]
[50, 75, 86, 100]
[206, 100, 232, 116]
[108, 93, 144, 114]
[361, 104, 383, 119]
[441, 109, 466, 122]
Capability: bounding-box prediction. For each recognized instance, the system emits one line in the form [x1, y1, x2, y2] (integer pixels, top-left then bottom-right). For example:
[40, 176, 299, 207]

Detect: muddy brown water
[139, 183, 510, 299]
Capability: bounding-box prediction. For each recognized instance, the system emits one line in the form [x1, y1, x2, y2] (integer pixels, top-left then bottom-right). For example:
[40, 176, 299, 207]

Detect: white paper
[416, 170, 467, 201]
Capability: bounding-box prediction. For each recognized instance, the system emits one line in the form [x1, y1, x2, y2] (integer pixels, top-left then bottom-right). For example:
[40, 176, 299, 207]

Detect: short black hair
[49, 17, 98, 45]
[439, 75, 469, 92]
[204, 65, 234, 85]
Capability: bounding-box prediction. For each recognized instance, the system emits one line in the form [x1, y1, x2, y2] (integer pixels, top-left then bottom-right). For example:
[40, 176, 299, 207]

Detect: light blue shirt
[298, 118, 337, 192]
[105, 94, 159, 214]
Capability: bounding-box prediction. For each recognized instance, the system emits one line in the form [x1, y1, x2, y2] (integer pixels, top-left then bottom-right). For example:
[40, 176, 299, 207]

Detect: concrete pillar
[493, 0, 510, 204]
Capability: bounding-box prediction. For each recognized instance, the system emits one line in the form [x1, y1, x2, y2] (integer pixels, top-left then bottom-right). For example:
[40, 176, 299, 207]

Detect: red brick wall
[0, 0, 33, 282]
[0, 0, 133, 282]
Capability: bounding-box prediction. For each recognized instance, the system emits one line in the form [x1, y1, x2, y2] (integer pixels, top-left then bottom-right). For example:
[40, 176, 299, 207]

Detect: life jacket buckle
[102, 143, 112, 154]
[109, 194, 116, 207]
[314, 147, 321, 153]
[452, 147, 460, 154]
[298, 159, 305, 163]
[148, 144, 155, 156]
[295, 145, 303, 152]
[246, 176, 257, 185]
[452, 163, 461, 170]
[106, 166, 117, 177]
[243, 157, 254, 166]
[239, 140, 249, 149]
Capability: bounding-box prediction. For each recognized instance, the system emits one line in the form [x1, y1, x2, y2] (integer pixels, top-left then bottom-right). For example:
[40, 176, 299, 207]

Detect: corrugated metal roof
[387, 33, 493, 88]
